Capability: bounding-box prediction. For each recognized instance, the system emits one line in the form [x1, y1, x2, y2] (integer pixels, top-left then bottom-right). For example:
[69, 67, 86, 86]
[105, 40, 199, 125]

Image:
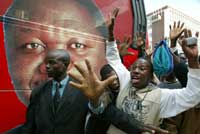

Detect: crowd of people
[2, 0, 200, 134]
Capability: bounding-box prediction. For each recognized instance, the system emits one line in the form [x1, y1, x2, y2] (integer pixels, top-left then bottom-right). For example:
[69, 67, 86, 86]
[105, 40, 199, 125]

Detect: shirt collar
[53, 76, 69, 87]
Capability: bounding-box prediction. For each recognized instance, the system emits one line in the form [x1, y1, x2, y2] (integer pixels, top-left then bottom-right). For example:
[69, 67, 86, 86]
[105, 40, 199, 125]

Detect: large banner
[0, 0, 135, 132]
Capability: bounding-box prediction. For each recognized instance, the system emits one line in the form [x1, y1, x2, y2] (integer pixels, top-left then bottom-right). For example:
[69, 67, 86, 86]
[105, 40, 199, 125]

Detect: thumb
[103, 75, 117, 88]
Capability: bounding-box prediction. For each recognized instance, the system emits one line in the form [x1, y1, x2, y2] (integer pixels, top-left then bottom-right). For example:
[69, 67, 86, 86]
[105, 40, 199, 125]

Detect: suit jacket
[86, 103, 141, 134]
[20, 78, 88, 134]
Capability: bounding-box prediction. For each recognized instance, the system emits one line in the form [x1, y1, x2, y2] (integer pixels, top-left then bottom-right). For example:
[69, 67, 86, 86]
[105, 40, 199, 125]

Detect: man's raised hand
[68, 59, 117, 106]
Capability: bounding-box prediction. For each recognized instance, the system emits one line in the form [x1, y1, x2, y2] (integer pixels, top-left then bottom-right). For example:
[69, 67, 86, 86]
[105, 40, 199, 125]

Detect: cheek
[8, 53, 46, 88]
[143, 73, 152, 82]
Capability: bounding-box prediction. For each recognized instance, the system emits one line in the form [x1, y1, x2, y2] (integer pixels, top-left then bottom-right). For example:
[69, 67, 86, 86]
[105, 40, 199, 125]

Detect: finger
[196, 32, 199, 37]
[126, 36, 131, 44]
[180, 22, 184, 29]
[177, 21, 180, 28]
[188, 29, 192, 37]
[173, 21, 176, 29]
[69, 81, 82, 90]
[145, 125, 169, 134]
[140, 127, 155, 133]
[85, 59, 99, 81]
[184, 29, 188, 38]
[169, 25, 172, 30]
[74, 63, 87, 78]
[85, 59, 92, 72]
[178, 28, 185, 37]
[123, 36, 127, 43]
[113, 8, 119, 18]
[103, 75, 117, 88]
[128, 39, 134, 47]
[68, 72, 83, 84]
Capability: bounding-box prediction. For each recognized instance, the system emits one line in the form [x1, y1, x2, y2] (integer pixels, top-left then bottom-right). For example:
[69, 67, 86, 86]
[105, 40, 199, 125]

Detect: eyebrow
[1, 15, 106, 43]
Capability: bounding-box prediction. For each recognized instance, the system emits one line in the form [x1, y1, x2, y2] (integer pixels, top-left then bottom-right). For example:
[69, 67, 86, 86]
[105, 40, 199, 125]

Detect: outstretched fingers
[69, 81, 82, 90]
[68, 71, 83, 84]
[85, 59, 98, 79]
[112, 8, 119, 19]
[73, 63, 87, 78]
[143, 124, 169, 134]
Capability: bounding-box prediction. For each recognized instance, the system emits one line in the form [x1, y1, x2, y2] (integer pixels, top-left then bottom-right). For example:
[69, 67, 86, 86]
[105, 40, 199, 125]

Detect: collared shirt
[52, 76, 69, 97]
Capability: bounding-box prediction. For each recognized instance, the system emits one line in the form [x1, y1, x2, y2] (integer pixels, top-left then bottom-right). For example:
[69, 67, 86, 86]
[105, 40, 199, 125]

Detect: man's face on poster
[3, 0, 107, 106]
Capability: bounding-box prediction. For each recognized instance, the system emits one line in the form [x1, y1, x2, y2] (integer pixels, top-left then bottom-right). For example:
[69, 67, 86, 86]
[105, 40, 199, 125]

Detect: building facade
[147, 5, 200, 52]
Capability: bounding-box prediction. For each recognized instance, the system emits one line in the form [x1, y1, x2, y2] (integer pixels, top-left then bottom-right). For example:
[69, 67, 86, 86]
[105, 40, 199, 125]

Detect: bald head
[46, 49, 70, 67]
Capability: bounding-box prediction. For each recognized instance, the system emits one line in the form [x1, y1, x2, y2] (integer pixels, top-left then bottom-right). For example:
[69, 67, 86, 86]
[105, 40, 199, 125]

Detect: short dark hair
[100, 64, 114, 80]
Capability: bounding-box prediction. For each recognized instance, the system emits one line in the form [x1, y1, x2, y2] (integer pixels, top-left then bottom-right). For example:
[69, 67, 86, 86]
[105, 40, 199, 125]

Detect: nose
[133, 67, 140, 73]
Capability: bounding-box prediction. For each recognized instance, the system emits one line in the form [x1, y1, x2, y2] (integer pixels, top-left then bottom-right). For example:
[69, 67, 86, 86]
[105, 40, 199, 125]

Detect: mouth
[131, 75, 140, 83]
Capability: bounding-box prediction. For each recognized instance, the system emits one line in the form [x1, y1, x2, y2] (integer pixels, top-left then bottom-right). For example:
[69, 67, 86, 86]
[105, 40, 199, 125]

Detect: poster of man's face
[0, 0, 134, 132]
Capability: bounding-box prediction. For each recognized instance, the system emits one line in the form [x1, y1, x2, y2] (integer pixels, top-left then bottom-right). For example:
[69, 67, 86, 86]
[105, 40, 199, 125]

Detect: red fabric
[123, 48, 138, 69]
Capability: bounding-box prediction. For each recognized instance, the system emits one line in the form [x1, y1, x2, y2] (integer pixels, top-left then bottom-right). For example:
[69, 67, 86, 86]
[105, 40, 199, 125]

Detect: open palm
[68, 59, 116, 104]
[169, 21, 184, 40]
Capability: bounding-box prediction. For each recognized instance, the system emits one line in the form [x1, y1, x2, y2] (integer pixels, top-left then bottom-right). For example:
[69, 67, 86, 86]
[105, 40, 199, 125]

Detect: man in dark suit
[5, 48, 141, 133]
[19, 49, 88, 134]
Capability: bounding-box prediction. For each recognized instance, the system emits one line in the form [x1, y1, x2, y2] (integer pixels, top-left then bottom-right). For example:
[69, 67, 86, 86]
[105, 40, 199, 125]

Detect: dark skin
[44, 49, 70, 82]
[169, 21, 185, 47]
[131, 28, 200, 90]
[69, 8, 169, 134]
[69, 8, 199, 134]
[68, 59, 116, 107]
[105, 71, 120, 91]
[3, 0, 107, 106]
[130, 58, 153, 89]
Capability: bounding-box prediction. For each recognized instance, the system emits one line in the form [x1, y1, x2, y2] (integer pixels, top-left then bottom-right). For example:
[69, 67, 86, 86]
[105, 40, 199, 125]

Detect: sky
[144, 0, 200, 22]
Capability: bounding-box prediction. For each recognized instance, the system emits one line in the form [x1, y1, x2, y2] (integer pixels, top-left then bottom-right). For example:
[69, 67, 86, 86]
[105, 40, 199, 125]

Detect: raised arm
[160, 29, 200, 118]
[106, 8, 131, 91]
[168, 21, 188, 87]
